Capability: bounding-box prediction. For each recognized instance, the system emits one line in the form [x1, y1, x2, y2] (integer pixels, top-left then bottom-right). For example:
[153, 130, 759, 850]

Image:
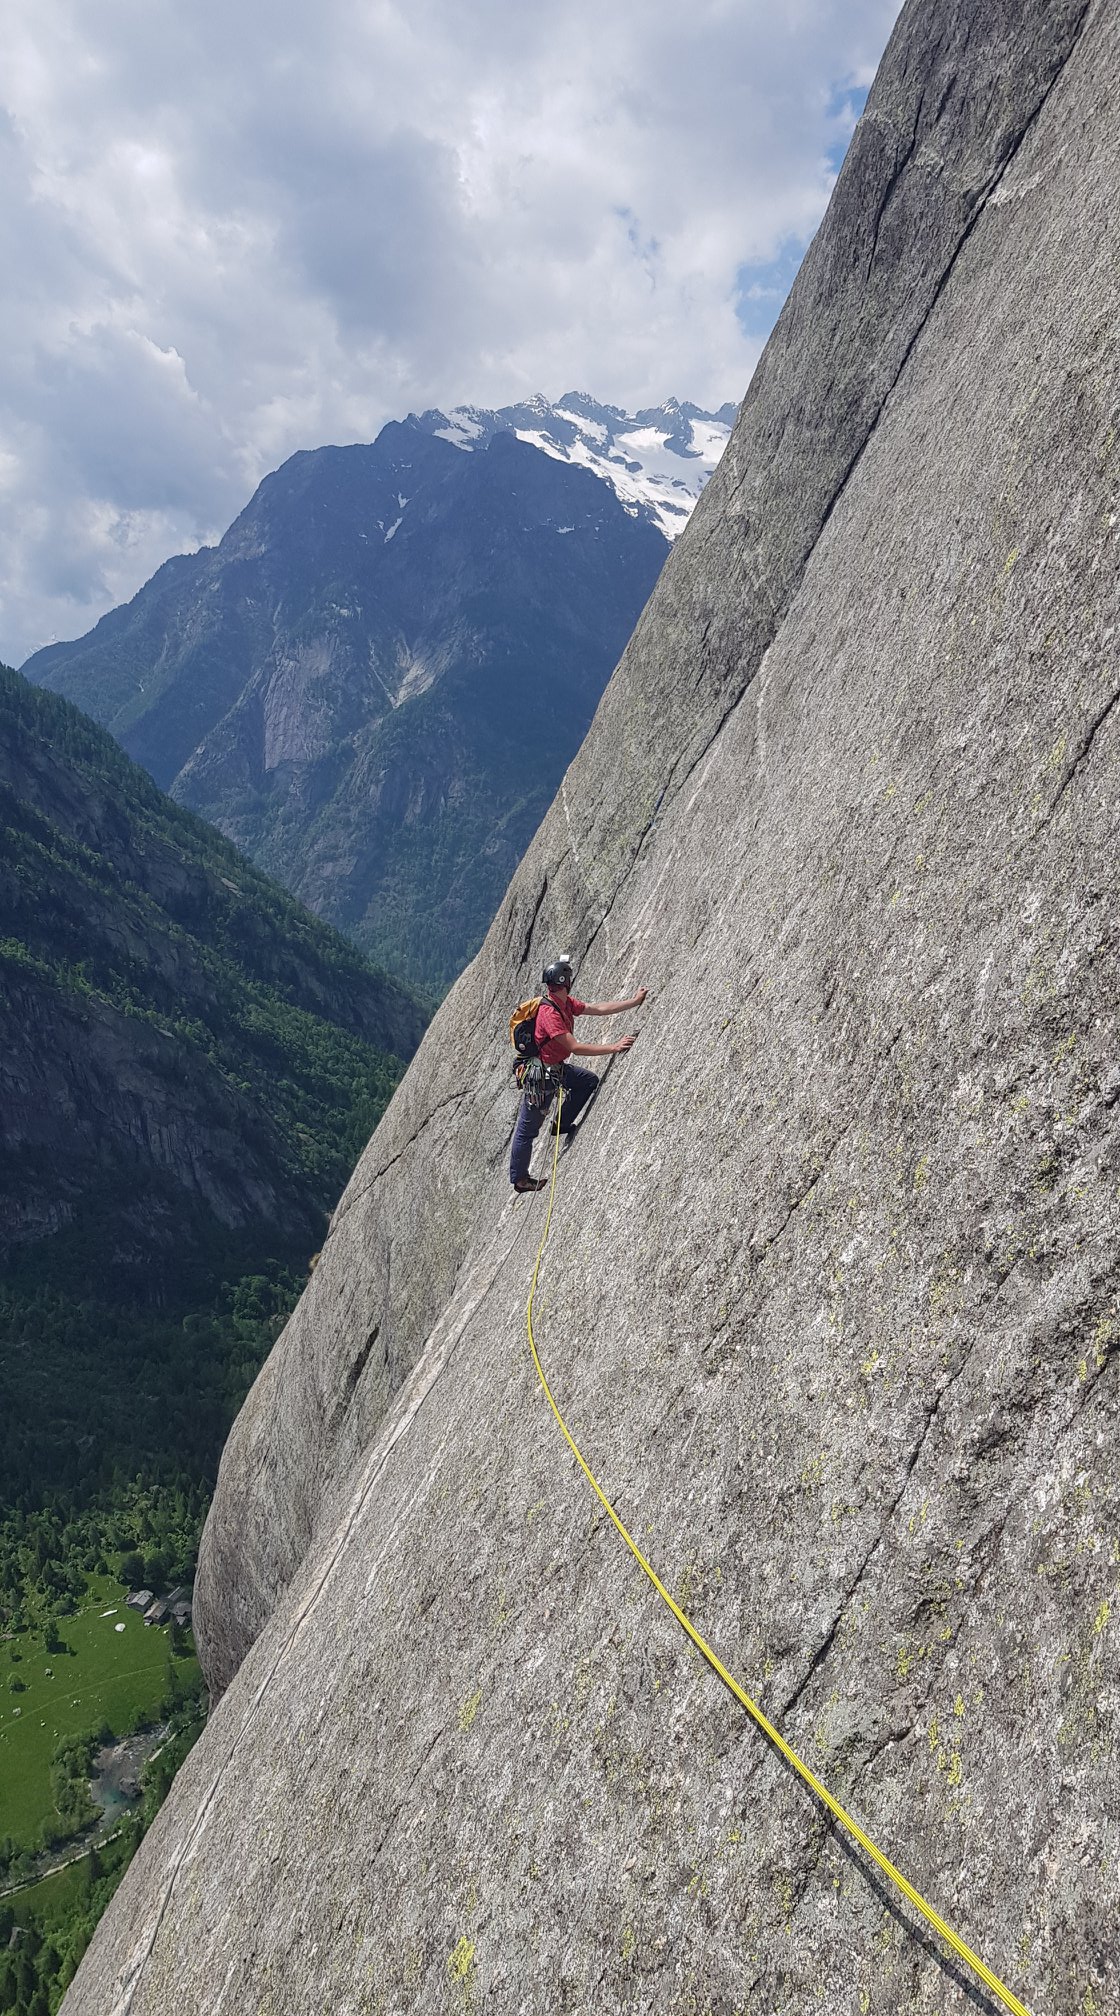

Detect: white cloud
[1, 0, 902, 665]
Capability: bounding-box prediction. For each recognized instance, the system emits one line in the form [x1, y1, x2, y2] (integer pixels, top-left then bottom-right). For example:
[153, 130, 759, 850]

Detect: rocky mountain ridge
[61, 2, 1117, 2012]
[24, 429, 667, 993]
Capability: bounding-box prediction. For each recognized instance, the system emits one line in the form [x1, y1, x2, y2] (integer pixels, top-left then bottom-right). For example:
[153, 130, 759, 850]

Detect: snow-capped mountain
[23, 393, 733, 992]
[24, 426, 667, 993]
[407, 392, 736, 541]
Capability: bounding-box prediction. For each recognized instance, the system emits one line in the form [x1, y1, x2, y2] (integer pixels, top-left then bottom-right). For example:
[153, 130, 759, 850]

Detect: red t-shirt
[535, 993, 586, 1066]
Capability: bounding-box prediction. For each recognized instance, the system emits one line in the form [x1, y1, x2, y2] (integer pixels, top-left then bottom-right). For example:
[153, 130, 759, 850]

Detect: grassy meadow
[0, 1574, 200, 1852]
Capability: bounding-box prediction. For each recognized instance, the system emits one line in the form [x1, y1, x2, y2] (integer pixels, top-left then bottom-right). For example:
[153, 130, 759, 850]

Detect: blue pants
[509, 1063, 599, 1185]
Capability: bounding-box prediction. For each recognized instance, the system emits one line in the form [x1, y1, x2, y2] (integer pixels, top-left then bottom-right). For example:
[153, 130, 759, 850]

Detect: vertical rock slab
[193, 0, 1093, 1703]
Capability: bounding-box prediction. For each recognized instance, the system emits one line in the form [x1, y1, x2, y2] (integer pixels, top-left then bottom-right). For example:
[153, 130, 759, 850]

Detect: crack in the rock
[749, 1037, 902, 1271]
[580, 784, 668, 968]
[751, 1154, 835, 1266]
[965, 1506, 1012, 1604]
[779, 1362, 957, 1729]
[519, 872, 549, 967]
[1035, 681, 1120, 832]
[866, 128, 918, 281]
[1064, 1274, 1120, 1428]
[331, 1090, 468, 1228]
[775, 1216, 1071, 1735]
[858, 1712, 918, 1785]
[371, 1726, 444, 1864]
[330, 1323, 381, 1432]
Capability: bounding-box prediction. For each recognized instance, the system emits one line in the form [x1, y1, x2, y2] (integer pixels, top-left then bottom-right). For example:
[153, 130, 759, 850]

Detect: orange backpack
[509, 997, 544, 1058]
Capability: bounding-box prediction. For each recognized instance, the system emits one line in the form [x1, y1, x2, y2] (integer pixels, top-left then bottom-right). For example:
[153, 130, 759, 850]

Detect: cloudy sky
[3, 0, 902, 666]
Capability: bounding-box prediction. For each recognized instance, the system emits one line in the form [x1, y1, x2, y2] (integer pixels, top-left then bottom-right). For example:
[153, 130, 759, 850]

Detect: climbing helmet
[542, 953, 574, 990]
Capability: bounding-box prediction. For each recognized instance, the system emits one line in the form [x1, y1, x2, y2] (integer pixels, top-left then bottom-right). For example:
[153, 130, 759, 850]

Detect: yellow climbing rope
[524, 1093, 1031, 2016]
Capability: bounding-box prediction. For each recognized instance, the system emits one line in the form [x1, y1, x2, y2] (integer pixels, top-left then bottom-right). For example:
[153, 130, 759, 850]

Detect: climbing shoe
[512, 1176, 548, 1193]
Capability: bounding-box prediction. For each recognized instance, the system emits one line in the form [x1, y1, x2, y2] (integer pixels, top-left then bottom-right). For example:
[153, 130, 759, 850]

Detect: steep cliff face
[65, 3, 1117, 2013]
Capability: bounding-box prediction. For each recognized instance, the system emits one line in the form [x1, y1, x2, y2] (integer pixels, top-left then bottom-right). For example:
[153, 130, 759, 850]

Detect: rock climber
[510, 953, 646, 1192]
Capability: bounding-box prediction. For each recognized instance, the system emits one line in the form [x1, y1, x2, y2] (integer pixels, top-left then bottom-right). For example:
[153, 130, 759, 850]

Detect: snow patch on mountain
[409, 393, 736, 541]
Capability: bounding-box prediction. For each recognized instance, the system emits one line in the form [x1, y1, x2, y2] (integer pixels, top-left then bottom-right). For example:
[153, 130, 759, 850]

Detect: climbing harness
[514, 1056, 561, 1111]
[524, 1090, 1032, 2016]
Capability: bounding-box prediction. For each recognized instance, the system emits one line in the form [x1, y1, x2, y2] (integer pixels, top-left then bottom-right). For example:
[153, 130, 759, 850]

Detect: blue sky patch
[826, 84, 870, 176]
[734, 242, 807, 339]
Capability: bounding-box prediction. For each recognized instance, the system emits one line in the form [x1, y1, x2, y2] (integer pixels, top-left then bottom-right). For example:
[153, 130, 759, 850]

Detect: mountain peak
[406, 391, 734, 540]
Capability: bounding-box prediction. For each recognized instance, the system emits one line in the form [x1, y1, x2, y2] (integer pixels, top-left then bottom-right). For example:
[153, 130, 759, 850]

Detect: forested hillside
[1, 661, 427, 1502]
[0, 665, 428, 2008]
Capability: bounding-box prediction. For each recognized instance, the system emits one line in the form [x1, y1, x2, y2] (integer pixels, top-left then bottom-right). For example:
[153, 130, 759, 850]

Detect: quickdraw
[513, 1056, 562, 1111]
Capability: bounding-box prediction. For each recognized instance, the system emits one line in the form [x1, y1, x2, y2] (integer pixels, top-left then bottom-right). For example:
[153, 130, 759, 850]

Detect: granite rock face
[65, 3, 1118, 2013]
